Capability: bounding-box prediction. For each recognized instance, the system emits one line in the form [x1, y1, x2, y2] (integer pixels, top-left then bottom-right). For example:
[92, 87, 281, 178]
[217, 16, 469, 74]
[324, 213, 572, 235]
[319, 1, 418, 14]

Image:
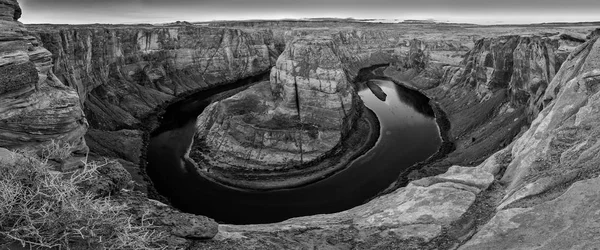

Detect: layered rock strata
[193, 36, 369, 189]
[31, 26, 281, 131]
[0, 0, 87, 157]
[4, 0, 600, 247]
[0, 1, 222, 248]
[387, 35, 582, 179]
[195, 34, 600, 250]
[191, 32, 471, 190]
[460, 34, 600, 250]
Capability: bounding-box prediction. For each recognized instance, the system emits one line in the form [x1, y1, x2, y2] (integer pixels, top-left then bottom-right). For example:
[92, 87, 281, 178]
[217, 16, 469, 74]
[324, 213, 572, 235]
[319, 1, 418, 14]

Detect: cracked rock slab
[460, 177, 600, 250]
[208, 166, 494, 248]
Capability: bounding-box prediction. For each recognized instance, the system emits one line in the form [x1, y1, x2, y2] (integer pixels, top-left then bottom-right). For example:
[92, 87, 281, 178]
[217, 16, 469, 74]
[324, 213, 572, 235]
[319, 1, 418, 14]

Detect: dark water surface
[147, 77, 441, 224]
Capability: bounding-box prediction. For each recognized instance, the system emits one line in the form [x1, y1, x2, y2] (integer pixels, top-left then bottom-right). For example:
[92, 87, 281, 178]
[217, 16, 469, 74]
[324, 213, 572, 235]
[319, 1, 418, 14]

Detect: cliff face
[269, 36, 356, 132]
[0, 0, 87, 155]
[398, 35, 575, 179]
[460, 36, 559, 118]
[193, 36, 364, 189]
[197, 34, 600, 250]
[31, 26, 282, 131]
[461, 35, 600, 250]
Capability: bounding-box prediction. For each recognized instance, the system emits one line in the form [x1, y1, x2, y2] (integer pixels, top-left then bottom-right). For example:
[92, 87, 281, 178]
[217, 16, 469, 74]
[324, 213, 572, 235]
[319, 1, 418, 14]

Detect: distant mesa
[402, 19, 437, 24]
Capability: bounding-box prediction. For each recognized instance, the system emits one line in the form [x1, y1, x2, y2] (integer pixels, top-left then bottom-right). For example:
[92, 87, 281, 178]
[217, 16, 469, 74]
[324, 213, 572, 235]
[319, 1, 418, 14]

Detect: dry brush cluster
[0, 142, 166, 249]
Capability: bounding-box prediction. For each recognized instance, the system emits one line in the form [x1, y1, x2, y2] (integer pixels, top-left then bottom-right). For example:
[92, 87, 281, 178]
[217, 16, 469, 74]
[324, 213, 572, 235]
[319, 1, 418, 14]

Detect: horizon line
[21, 17, 600, 26]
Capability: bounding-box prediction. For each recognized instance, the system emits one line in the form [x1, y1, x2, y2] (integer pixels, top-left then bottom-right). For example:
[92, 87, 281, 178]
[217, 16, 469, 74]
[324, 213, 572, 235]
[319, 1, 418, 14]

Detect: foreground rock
[0, 0, 87, 156]
[0, 147, 219, 249]
[460, 177, 600, 250]
[192, 165, 495, 249]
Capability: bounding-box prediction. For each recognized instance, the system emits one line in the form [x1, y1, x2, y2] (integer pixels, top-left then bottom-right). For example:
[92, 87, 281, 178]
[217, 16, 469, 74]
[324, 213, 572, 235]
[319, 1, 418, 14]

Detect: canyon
[2, 0, 600, 248]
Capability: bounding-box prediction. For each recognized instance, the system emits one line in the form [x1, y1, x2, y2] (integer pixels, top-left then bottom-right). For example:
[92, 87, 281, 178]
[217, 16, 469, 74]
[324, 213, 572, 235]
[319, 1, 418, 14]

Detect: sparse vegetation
[40, 139, 75, 161]
[0, 147, 166, 249]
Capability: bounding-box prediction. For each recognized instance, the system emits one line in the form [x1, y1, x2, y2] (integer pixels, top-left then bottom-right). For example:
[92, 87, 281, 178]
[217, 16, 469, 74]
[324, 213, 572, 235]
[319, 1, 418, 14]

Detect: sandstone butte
[196, 37, 358, 170]
[2, 0, 600, 248]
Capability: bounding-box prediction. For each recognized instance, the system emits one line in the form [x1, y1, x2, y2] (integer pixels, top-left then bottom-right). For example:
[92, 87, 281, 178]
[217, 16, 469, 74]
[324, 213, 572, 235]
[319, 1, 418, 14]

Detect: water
[146, 77, 441, 224]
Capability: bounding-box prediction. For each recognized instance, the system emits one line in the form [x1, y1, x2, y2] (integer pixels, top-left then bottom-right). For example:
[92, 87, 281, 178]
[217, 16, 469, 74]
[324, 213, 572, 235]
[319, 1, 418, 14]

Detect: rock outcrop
[459, 35, 600, 250]
[587, 28, 600, 39]
[461, 36, 559, 118]
[194, 34, 600, 250]
[5, 1, 598, 247]
[194, 165, 497, 249]
[391, 35, 580, 179]
[0, 1, 221, 248]
[191, 31, 471, 190]
[190, 30, 467, 190]
[0, 147, 219, 248]
[193, 36, 368, 189]
[0, 0, 87, 156]
[30, 25, 282, 131]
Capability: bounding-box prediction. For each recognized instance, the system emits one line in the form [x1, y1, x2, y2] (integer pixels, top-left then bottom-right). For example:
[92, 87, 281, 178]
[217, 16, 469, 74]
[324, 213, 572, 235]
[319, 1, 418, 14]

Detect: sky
[18, 0, 600, 25]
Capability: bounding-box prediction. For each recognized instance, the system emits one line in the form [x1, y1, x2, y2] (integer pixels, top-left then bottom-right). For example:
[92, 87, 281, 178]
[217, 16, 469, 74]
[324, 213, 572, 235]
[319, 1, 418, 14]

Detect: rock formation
[193, 35, 600, 250]
[394, 35, 578, 179]
[191, 31, 467, 189]
[3, 0, 600, 247]
[0, 0, 87, 158]
[191, 30, 468, 172]
[193, 36, 366, 189]
[587, 28, 600, 39]
[460, 34, 600, 250]
[31, 25, 282, 131]
[455, 36, 560, 118]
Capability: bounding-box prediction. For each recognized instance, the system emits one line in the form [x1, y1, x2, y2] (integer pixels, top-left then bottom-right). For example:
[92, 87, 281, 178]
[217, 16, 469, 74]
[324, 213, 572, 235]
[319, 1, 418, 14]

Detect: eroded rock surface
[389, 35, 580, 179]
[196, 37, 357, 168]
[193, 165, 495, 249]
[191, 32, 461, 189]
[4, 2, 598, 247]
[31, 25, 281, 131]
[460, 177, 600, 250]
[194, 34, 600, 249]
[499, 37, 600, 210]
[0, 0, 87, 155]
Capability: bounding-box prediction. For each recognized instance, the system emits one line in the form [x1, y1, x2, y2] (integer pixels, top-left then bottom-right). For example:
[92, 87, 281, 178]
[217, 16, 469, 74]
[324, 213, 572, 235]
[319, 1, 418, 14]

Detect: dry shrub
[0, 149, 166, 249]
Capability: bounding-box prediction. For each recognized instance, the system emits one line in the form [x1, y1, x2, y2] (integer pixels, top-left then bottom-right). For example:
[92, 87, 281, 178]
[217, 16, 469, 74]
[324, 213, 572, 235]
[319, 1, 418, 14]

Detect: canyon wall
[398, 35, 579, 179]
[197, 32, 600, 250]
[31, 25, 282, 131]
[0, 0, 87, 156]
[197, 36, 358, 170]
[461, 34, 600, 250]
[191, 30, 469, 189]
[6, 3, 596, 247]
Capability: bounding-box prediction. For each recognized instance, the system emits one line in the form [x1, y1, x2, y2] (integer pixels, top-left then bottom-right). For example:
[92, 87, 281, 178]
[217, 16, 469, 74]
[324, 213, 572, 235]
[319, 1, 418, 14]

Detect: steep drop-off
[31, 25, 282, 131]
[0, 0, 87, 161]
[193, 32, 600, 250]
[196, 36, 358, 171]
[190, 33, 457, 190]
[461, 34, 600, 250]
[388, 35, 581, 180]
